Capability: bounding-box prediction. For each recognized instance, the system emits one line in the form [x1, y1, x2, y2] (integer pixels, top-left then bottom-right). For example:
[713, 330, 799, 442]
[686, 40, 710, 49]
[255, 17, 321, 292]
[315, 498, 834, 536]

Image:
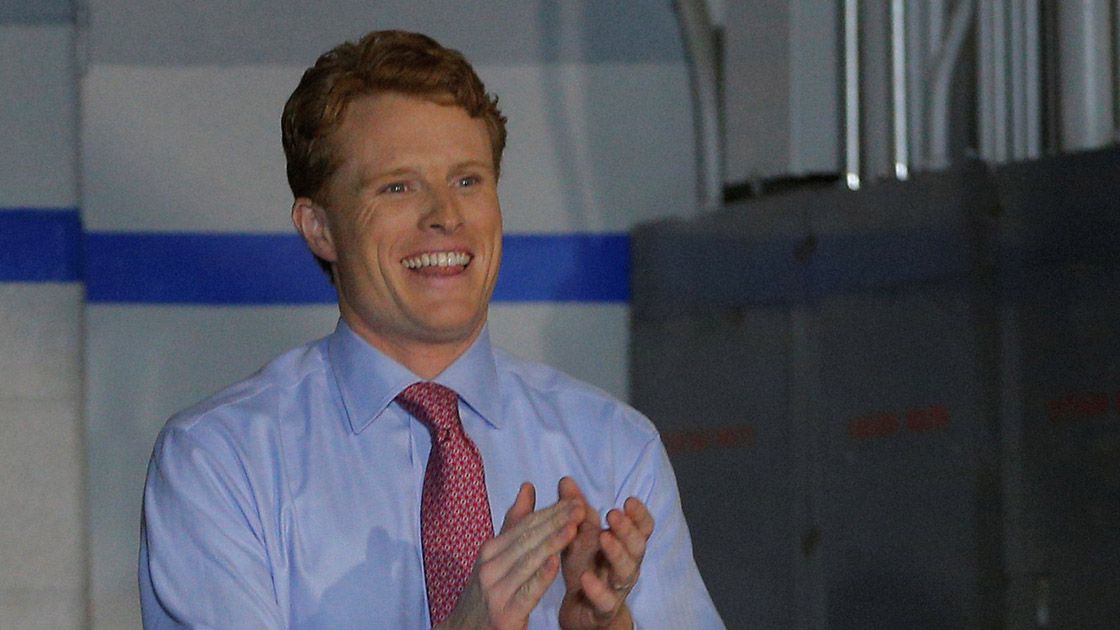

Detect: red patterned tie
[396, 382, 494, 625]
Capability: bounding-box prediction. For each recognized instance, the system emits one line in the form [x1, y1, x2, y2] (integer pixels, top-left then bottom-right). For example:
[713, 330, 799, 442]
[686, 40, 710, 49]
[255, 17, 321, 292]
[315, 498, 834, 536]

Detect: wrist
[607, 605, 633, 630]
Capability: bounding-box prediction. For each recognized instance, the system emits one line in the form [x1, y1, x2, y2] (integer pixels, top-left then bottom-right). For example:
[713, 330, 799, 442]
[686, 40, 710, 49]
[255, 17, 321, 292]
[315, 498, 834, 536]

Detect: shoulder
[154, 337, 330, 461]
[492, 347, 660, 443]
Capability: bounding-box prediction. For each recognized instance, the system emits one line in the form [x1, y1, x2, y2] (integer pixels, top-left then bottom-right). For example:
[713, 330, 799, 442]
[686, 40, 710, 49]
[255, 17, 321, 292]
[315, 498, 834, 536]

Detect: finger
[606, 508, 648, 561]
[623, 496, 655, 539]
[500, 482, 536, 534]
[557, 476, 591, 506]
[599, 529, 639, 586]
[491, 517, 579, 605]
[579, 569, 624, 619]
[560, 517, 601, 592]
[512, 551, 564, 600]
[457, 502, 579, 627]
[502, 553, 563, 621]
[481, 498, 582, 563]
[557, 476, 583, 501]
[559, 477, 603, 534]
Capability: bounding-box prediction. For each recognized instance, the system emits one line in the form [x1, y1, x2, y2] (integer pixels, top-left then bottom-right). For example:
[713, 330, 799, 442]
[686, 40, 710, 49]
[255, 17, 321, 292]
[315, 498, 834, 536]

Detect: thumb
[500, 482, 536, 533]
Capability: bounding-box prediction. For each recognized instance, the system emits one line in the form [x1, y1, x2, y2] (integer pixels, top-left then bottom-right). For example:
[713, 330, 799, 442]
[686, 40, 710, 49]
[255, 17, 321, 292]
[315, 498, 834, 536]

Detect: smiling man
[139, 31, 723, 629]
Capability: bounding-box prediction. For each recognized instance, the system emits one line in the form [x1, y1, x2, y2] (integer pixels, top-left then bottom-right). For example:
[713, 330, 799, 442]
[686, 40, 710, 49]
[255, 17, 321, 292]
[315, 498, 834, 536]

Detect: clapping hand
[556, 477, 654, 630]
[438, 483, 584, 630]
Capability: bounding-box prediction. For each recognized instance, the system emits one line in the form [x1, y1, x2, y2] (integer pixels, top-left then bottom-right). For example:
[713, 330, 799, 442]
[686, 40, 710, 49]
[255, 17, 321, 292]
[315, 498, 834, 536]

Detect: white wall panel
[723, 1, 839, 182]
[0, 588, 85, 630]
[82, 65, 299, 232]
[0, 15, 86, 630]
[83, 62, 694, 233]
[488, 303, 629, 400]
[492, 63, 696, 233]
[0, 398, 84, 592]
[0, 25, 77, 207]
[0, 284, 82, 399]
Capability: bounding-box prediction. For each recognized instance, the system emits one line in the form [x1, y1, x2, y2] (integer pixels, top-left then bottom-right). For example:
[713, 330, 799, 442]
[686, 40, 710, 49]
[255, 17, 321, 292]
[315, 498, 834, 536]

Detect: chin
[412, 313, 486, 344]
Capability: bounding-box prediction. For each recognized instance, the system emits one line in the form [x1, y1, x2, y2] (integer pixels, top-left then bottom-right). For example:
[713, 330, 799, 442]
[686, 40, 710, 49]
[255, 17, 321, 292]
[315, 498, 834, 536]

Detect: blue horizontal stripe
[496, 234, 629, 302]
[84, 232, 336, 304]
[82, 231, 629, 304]
[0, 209, 82, 282]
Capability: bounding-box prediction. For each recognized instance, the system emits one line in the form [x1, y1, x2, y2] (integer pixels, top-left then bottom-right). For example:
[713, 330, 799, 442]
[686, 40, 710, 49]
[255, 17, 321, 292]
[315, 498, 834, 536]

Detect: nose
[422, 188, 464, 233]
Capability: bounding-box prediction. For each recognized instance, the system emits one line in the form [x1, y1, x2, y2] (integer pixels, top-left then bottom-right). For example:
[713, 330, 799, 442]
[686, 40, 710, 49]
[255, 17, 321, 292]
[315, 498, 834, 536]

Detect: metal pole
[1011, 0, 1026, 160]
[891, 0, 909, 179]
[673, 0, 724, 212]
[1057, 0, 1115, 151]
[1116, 0, 1120, 135]
[928, 0, 975, 169]
[1024, 0, 1041, 159]
[992, 0, 1009, 163]
[977, 1, 994, 161]
[844, 0, 861, 190]
[928, 0, 946, 57]
[976, 2, 994, 160]
[906, 1, 928, 172]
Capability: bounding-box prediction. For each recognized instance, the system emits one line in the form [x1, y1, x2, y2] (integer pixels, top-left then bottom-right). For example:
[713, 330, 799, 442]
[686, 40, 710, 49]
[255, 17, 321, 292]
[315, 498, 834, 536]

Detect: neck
[340, 313, 484, 380]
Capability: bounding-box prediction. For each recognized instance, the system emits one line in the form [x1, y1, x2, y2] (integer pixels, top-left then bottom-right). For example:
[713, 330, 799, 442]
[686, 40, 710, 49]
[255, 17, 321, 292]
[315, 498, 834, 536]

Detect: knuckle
[478, 562, 501, 587]
[516, 529, 533, 549]
[478, 537, 500, 559]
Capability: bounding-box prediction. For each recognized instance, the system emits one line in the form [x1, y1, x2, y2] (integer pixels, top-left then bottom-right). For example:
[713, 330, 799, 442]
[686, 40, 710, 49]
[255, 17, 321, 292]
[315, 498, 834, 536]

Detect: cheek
[348, 216, 401, 263]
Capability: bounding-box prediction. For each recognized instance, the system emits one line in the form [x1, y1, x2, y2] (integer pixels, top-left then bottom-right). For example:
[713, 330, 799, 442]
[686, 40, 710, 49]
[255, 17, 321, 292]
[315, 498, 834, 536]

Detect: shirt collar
[327, 319, 502, 434]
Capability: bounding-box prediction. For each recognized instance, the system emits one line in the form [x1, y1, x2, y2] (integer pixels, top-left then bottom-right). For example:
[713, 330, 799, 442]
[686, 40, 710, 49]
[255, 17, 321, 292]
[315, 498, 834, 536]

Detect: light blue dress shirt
[140, 320, 724, 629]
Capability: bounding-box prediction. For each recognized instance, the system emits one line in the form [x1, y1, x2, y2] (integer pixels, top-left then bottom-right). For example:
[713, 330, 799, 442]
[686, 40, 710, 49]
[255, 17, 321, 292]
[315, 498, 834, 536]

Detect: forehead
[331, 92, 492, 170]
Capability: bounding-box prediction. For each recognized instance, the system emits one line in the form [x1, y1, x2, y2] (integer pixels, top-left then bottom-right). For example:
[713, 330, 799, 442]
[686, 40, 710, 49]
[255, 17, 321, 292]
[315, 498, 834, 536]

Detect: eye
[455, 175, 482, 188]
[381, 181, 410, 194]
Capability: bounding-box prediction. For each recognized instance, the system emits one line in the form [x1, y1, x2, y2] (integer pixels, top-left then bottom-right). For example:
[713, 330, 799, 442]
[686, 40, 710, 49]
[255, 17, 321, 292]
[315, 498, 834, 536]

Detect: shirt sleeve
[622, 433, 726, 630]
[139, 423, 287, 629]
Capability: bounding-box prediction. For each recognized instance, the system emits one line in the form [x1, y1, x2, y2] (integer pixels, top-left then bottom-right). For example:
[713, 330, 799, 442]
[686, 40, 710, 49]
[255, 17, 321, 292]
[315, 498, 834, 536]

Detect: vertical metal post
[927, 0, 946, 56]
[1057, 0, 1115, 152]
[978, 1, 994, 160]
[891, 0, 909, 179]
[993, 1, 1010, 163]
[1024, 0, 1042, 159]
[979, 1, 1011, 163]
[1010, 0, 1027, 160]
[1008, 0, 1042, 161]
[1116, 0, 1120, 134]
[844, 0, 861, 190]
[674, 0, 724, 212]
[928, 0, 975, 168]
[905, 1, 928, 173]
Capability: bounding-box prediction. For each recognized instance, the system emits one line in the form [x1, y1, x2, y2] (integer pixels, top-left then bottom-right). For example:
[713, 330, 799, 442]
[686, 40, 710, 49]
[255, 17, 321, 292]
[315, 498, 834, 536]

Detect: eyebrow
[452, 159, 495, 173]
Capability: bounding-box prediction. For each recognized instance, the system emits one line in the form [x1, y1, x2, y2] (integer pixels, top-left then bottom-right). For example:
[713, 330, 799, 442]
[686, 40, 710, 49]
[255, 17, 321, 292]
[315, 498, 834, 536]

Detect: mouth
[400, 250, 473, 272]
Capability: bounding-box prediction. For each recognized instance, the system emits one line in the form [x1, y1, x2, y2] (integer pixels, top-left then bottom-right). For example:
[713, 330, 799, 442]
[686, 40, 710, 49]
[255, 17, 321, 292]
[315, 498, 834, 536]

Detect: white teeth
[401, 251, 472, 269]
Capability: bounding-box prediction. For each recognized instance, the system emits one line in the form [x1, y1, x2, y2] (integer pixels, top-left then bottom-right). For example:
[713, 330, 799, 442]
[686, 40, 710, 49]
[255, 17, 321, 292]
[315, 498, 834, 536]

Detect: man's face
[313, 92, 502, 357]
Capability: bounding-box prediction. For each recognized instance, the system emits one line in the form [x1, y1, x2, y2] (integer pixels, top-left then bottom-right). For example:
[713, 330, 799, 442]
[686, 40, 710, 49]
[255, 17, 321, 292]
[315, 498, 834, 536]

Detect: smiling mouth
[401, 251, 472, 270]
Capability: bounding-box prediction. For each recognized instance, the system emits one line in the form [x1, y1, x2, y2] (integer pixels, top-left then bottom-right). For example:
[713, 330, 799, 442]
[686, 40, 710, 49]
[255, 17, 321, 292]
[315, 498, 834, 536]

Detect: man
[140, 30, 723, 629]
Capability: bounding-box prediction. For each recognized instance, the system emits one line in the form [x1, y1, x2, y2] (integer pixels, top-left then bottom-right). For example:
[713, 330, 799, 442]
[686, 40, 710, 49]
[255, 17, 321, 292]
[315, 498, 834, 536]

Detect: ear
[292, 197, 338, 263]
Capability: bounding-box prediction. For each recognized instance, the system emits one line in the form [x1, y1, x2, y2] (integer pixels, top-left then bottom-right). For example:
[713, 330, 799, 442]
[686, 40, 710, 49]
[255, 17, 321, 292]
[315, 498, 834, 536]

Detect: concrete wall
[0, 2, 87, 628]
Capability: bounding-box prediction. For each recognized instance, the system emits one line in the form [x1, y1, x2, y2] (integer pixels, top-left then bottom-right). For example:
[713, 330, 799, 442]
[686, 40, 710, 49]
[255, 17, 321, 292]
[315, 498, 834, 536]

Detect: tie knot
[396, 382, 461, 435]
